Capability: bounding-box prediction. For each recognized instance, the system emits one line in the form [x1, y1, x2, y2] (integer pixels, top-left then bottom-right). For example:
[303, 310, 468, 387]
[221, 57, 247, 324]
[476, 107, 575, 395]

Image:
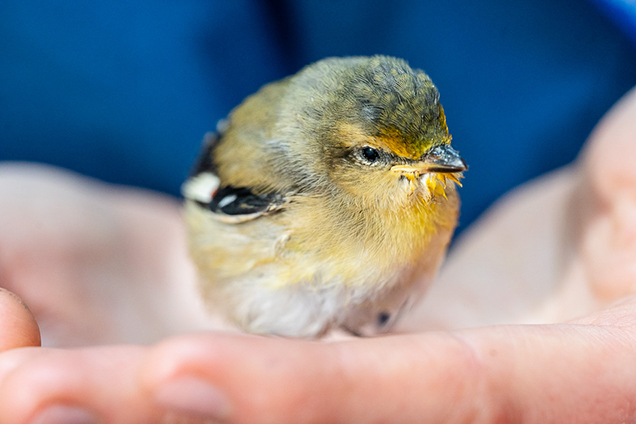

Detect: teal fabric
[1, 0, 635, 232]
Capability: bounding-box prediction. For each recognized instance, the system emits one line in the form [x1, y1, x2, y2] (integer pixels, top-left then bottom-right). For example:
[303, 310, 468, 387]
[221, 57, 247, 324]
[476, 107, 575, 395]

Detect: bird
[182, 55, 467, 338]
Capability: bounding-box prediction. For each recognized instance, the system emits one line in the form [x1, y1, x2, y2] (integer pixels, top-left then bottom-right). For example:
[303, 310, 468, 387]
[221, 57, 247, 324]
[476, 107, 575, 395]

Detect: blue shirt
[1, 0, 635, 233]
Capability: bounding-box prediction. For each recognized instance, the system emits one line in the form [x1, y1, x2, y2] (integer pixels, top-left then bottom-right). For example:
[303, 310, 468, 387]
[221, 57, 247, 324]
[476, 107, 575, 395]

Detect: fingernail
[30, 405, 99, 424]
[155, 377, 232, 422]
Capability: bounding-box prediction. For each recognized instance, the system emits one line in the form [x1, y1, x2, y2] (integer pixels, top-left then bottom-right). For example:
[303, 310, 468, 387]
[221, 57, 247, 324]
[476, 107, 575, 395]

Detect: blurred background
[1, 0, 635, 234]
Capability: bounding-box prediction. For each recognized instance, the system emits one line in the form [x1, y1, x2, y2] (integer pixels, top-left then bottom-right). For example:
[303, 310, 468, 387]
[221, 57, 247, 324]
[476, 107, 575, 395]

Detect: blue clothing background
[1, 1, 636, 233]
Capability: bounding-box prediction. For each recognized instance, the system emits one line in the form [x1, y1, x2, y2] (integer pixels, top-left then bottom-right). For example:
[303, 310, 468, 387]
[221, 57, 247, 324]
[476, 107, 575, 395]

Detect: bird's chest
[277, 193, 456, 289]
[254, 208, 455, 337]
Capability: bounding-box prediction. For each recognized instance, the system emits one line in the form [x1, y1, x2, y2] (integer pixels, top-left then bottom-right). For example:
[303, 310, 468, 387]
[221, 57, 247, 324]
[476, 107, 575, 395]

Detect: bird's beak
[391, 144, 468, 175]
[391, 145, 467, 196]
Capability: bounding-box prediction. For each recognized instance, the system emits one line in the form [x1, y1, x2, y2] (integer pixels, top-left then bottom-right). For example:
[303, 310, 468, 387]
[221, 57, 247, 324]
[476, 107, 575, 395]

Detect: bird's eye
[361, 146, 380, 163]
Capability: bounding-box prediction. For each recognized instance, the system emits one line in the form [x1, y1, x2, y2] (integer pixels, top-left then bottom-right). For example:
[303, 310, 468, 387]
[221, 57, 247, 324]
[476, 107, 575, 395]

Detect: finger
[584, 85, 636, 203]
[141, 325, 636, 424]
[0, 346, 158, 424]
[578, 86, 636, 303]
[1, 321, 633, 424]
[0, 288, 40, 351]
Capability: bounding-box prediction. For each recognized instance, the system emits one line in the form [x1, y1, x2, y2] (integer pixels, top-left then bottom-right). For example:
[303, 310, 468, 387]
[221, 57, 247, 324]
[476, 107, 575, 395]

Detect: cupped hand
[0, 85, 635, 423]
[0, 165, 218, 347]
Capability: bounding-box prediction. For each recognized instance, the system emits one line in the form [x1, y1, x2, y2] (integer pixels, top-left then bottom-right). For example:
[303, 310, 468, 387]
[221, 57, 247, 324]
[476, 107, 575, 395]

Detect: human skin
[0, 289, 40, 351]
[0, 86, 635, 423]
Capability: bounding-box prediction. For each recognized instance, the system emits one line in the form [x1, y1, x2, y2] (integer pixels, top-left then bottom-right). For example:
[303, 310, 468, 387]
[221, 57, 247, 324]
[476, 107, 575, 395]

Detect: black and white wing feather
[182, 131, 289, 224]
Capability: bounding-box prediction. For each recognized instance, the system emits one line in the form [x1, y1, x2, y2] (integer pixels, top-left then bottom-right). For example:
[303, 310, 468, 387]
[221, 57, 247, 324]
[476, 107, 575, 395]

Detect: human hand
[0, 85, 635, 423]
[0, 288, 40, 352]
[0, 165, 219, 348]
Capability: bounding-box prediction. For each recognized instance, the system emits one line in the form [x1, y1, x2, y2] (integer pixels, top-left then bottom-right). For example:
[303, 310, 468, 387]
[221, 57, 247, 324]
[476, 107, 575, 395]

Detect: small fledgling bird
[183, 56, 467, 338]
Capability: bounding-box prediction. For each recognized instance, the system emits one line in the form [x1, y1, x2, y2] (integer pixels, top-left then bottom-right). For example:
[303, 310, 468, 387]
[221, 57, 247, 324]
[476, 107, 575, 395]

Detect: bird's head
[276, 55, 467, 206]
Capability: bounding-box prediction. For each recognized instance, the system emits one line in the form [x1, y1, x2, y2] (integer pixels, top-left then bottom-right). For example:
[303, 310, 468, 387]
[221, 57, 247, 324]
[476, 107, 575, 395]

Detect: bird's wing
[182, 131, 290, 224]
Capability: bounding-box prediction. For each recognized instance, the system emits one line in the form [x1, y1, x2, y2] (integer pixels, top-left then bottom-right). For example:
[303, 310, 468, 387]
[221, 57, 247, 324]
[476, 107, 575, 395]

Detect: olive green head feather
[215, 56, 464, 199]
[276, 56, 450, 162]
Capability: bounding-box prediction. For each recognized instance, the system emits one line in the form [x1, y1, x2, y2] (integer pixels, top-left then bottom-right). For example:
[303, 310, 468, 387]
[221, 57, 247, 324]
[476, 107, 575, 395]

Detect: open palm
[0, 87, 635, 423]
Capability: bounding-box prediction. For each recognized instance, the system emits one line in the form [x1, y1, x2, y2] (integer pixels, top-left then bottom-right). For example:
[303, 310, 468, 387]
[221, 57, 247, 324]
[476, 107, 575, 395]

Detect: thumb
[584, 85, 636, 202]
[0, 288, 41, 351]
[579, 85, 636, 303]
